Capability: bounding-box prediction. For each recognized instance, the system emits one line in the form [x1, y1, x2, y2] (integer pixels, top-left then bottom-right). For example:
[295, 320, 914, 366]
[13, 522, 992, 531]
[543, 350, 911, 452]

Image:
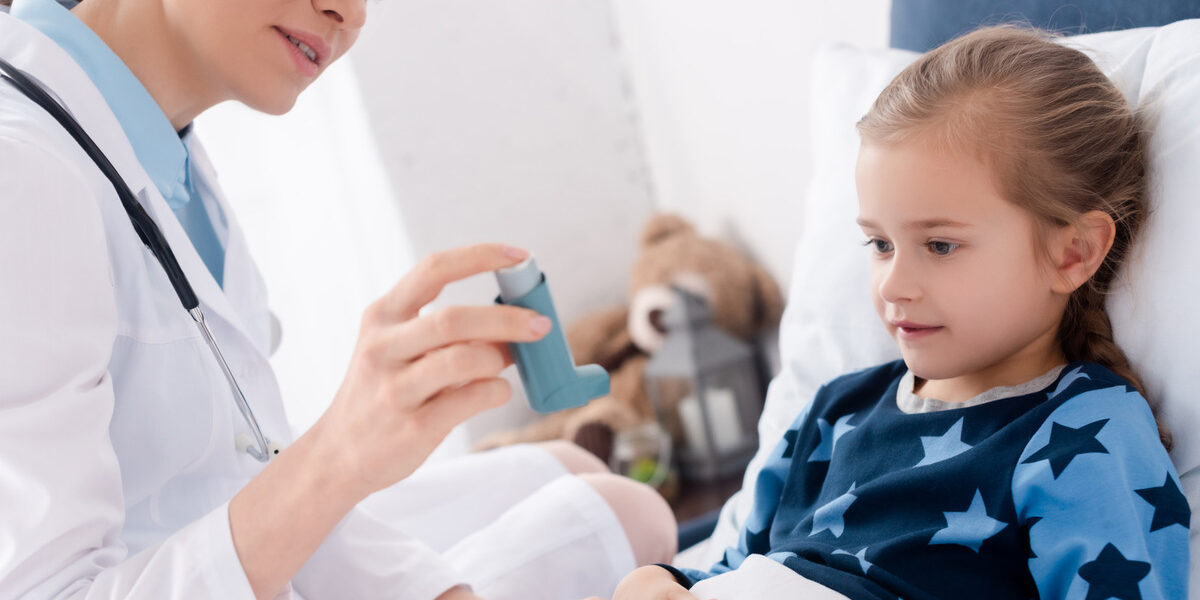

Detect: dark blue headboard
[890, 0, 1200, 52]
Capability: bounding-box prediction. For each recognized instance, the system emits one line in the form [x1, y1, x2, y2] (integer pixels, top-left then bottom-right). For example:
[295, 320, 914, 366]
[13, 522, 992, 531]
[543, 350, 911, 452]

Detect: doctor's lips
[273, 26, 330, 67]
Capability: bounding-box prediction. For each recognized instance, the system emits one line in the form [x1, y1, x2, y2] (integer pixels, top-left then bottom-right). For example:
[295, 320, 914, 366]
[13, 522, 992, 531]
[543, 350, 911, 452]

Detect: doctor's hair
[856, 25, 1167, 449]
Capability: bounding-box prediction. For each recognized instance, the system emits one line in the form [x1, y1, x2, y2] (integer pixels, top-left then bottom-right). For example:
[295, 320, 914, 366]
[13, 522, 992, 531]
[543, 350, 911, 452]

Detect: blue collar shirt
[11, 0, 227, 287]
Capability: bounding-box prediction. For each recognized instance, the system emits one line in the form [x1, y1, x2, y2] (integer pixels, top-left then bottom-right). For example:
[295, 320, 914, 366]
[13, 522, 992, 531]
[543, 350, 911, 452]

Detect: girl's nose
[877, 253, 921, 304]
[314, 0, 367, 30]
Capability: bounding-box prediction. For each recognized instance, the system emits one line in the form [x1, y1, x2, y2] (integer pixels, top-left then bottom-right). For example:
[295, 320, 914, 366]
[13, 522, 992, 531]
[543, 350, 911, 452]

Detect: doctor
[0, 0, 677, 598]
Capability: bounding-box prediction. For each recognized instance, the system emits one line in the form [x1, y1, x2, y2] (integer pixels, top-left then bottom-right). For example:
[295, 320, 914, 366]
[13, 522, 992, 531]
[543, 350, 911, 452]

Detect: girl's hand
[309, 243, 551, 499]
[608, 565, 705, 600]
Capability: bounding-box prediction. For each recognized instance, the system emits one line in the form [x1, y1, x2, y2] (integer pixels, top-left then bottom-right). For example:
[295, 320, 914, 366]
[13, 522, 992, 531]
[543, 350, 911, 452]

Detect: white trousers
[357, 444, 636, 600]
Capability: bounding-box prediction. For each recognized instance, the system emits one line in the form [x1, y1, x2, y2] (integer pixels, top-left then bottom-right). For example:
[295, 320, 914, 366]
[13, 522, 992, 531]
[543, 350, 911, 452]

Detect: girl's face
[855, 139, 1068, 401]
[164, 0, 366, 114]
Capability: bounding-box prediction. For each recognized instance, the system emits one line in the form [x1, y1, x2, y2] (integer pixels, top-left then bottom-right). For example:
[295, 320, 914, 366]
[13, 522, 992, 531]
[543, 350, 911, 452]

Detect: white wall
[197, 59, 413, 438]
[609, 1, 892, 287]
[204, 1, 894, 449]
[345, 0, 893, 446]
[349, 0, 658, 443]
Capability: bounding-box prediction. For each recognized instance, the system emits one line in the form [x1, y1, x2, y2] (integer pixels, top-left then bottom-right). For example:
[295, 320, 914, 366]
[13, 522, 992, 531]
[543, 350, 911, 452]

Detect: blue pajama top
[667, 360, 1190, 599]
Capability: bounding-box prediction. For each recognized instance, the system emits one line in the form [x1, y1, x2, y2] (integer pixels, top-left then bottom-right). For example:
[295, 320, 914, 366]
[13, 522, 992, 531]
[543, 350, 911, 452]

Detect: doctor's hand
[310, 243, 550, 499]
[230, 243, 538, 599]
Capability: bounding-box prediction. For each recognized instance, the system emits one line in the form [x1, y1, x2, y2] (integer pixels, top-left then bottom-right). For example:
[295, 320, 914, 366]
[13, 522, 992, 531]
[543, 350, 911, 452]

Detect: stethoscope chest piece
[235, 433, 285, 460]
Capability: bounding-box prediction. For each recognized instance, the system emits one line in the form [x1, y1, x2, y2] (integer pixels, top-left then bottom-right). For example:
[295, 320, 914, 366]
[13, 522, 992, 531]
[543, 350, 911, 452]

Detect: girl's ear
[1049, 210, 1116, 294]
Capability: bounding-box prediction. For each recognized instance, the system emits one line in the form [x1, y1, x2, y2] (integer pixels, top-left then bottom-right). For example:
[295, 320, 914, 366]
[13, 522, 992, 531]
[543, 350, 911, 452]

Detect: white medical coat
[0, 14, 463, 599]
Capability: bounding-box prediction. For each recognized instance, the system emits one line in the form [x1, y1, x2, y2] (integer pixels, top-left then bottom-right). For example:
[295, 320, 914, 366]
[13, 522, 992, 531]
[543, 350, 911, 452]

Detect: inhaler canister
[495, 257, 610, 413]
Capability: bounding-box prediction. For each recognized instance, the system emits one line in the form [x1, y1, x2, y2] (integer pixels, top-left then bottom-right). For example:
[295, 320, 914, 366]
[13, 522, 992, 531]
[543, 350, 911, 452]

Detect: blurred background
[194, 0, 891, 461]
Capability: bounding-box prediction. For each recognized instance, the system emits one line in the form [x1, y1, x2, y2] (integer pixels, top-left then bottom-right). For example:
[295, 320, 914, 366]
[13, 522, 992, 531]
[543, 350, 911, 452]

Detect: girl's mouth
[892, 321, 943, 340]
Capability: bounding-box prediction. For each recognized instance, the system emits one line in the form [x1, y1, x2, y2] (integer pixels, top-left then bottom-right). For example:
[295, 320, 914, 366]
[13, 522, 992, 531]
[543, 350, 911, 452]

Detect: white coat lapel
[134, 184, 262, 347]
[184, 135, 275, 357]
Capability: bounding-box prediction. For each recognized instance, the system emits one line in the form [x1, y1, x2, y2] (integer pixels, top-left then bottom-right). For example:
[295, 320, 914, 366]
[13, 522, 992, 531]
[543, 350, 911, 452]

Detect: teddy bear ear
[640, 213, 695, 248]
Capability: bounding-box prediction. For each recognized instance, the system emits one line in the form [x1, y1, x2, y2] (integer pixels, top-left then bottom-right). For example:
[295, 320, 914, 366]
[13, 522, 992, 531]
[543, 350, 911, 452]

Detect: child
[609, 25, 1190, 600]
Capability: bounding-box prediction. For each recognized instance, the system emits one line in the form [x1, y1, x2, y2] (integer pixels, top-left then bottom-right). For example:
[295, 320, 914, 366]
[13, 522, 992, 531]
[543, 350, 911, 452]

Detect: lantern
[643, 286, 763, 481]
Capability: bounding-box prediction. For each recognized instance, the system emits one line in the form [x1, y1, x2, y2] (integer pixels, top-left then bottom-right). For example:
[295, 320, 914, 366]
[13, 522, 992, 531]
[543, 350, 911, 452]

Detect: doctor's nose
[314, 0, 367, 30]
[876, 253, 921, 304]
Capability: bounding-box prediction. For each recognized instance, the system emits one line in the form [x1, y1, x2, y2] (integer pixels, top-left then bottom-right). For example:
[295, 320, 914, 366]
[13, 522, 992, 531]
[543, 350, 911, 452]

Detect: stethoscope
[0, 55, 278, 462]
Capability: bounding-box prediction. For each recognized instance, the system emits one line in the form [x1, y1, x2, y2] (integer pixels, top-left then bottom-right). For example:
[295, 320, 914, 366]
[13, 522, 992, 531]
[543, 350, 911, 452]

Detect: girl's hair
[857, 25, 1169, 449]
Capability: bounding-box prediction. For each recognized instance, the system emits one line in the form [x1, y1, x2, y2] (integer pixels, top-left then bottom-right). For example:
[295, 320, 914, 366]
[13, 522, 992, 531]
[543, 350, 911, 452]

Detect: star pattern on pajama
[808, 413, 857, 462]
[929, 490, 1007, 553]
[1135, 475, 1190, 532]
[782, 429, 799, 459]
[1020, 418, 1109, 478]
[1020, 517, 1042, 559]
[1078, 543, 1151, 600]
[915, 417, 973, 467]
[1047, 366, 1090, 400]
[810, 482, 857, 538]
[744, 524, 771, 554]
[832, 547, 874, 574]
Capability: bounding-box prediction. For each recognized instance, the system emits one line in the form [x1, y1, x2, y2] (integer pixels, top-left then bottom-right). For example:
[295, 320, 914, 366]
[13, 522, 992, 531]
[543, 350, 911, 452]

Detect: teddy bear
[476, 213, 784, 466]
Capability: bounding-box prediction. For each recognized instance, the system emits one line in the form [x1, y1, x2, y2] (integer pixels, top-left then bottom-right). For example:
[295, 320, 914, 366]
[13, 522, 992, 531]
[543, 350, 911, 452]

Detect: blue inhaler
[495, 257, 610, 413]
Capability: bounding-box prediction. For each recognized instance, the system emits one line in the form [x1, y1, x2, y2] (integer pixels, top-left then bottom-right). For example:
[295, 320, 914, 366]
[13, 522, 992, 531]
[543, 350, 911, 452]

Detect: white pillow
[679, 21, 1200, 591]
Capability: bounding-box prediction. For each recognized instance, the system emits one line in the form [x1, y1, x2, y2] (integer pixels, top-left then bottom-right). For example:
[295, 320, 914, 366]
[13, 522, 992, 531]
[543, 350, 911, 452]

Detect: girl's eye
[864, 238, 893, 254]
[927, 241, 959, 256]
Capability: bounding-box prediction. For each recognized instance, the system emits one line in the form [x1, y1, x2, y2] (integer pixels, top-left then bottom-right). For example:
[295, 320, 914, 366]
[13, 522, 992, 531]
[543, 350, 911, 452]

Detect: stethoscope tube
[0, 55, 197, 309]
[191, 307, 274, 462]
[0, 55, 275, 462]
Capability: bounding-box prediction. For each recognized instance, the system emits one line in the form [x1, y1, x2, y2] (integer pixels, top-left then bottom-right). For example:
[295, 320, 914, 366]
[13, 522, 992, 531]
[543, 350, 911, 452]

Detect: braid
[1060, 284, 1172, 450]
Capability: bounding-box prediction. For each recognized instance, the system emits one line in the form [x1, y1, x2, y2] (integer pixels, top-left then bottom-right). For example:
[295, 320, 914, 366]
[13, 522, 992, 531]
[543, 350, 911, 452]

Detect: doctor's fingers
[373, 305, 549, 363]
[414, 377, 512, 442]
[368, 244, 531, 326]
[393, 342, 510, 408]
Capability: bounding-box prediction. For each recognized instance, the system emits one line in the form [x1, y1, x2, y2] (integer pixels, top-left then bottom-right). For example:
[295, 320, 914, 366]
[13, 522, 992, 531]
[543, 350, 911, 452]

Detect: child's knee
[537, 440, 610, 475]
[578, 472, 678, 566]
